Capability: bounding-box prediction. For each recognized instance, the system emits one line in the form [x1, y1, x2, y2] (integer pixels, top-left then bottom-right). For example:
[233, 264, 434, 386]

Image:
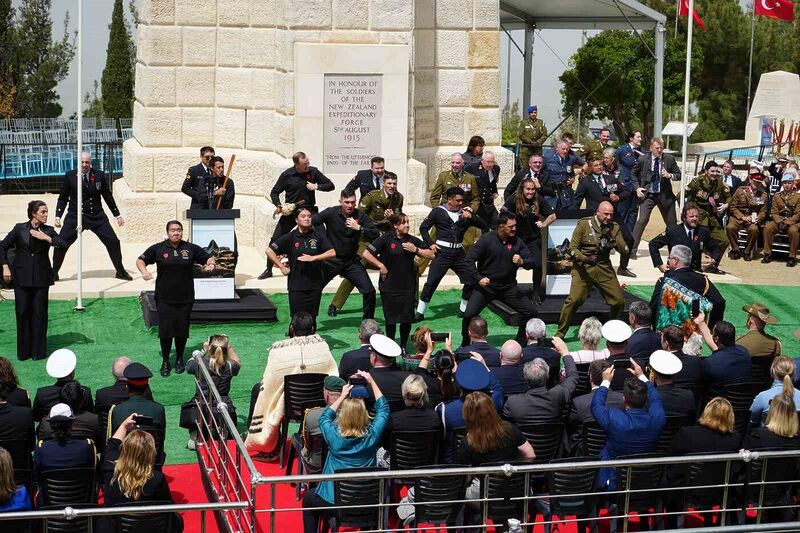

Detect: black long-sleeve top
[312, 207, 379, 261]
[419, 206, 488, 246]
[55, 169, 120, 219]
[466, 231, 534, 288]
[269, 166, 334, 208]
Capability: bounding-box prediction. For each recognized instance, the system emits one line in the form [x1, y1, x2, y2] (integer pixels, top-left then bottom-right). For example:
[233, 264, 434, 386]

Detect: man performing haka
[259, 152, 334, 279]
[313, 190, 380, 320]
[460, 212, 538, 347]
[414, 187, 488, 322]
[556, 201, 629, 338]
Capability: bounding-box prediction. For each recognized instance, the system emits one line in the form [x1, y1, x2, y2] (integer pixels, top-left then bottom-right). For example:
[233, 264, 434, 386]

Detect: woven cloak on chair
[653, 277, 713, 336]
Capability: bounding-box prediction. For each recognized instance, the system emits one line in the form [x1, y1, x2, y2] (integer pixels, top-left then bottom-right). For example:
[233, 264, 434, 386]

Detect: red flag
[754, 0, 795, 21]
[679, 0, 707, 29]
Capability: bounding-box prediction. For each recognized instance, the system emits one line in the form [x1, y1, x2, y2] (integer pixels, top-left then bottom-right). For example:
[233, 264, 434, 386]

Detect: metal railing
[698, 140, 796, 175]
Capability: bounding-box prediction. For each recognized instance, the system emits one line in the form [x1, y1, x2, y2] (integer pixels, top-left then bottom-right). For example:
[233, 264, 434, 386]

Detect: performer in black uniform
[259, 152, 334, 279]
[472, 150, 500, 230]
[185, 155, 234, 210]
[1, 200, 67, 361]
[461, 212, 538, 346]
[53, 152, 131, 281]
[313, 190, 379, 319]
[181, 146, 215, 210]
[267, 207, 336, 324]
[362, 213, 436, 350]
[136, 220, 215, 377]
[415, 187, 488, 321]
[501, 177, 555, 303]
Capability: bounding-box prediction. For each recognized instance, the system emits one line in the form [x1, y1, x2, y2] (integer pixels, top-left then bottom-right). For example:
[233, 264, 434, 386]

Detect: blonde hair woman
[750, 356, 800, 426]
[671, 398, 740, 456]
[746, 393, 800, 450]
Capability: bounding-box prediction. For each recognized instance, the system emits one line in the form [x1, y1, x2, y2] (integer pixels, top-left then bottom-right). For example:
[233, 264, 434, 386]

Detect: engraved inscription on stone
[323, 74, 382, 173]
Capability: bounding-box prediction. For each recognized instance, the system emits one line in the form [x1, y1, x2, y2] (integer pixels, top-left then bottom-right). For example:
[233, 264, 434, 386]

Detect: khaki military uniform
[330, 190, 405, 311]
[556, 216, 629, 338]
[582, 139, 609, 162]
[517, 118, 548, 169]
[737, 329, 783, 358]
[726, 186, 769, 257]
[686, 174, 732, 251]
[763, 190, 800, 258]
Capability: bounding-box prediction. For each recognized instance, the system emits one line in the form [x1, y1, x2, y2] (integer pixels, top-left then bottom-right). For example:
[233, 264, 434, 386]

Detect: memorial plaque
[323, 74, 382, 173]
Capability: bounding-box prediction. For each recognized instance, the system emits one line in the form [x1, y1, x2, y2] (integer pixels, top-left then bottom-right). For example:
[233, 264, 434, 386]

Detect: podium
[542, 208, 592, 296]
[186, 209, 240, 300]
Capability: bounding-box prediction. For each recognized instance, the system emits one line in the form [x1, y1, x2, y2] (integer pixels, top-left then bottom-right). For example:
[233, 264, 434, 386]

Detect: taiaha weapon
[215, 154, 236, 209]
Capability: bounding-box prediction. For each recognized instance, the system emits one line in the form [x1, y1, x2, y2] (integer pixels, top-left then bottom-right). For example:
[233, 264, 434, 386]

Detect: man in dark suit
[472, 151, 500, 229]
[502, 352, 579, 425]
[95, 357, 134, 416]
[343, 156, 391, 201]
[615, 131, 644, 236]
[32, 349, 94, 421]
[626, 301, 661, 368]
[568, 359, 624, 442]
[339, 319, 381, 380]
[490, 340, 528, 397]
[648, 202, 723, 273]
[181, 146, 215, 210]
[52, 152, 131, 281]
[368, 335, 410, 412]
[695, 320, 752, 398]
[660, 325, 703, 389]
[650, 244, 726, 327]
[183, 155, 235, 210]
[503, 153, 549, 200]
[631, 137, 681, 256]
[520, 318, 561, 385]
[602, 319, 633, 391]
[721, 160, 743, 196]
[455, 316, 501, 365]
[108, 363, 166, 457]
[650, 350, 696, 420]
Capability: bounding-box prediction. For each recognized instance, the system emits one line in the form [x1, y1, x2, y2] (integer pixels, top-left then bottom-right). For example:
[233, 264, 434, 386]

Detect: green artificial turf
[0, 283, 798, 464]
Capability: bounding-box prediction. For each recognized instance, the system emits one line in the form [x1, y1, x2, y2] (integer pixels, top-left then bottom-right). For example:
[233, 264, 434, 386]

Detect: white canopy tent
[499, 0, 668, 137]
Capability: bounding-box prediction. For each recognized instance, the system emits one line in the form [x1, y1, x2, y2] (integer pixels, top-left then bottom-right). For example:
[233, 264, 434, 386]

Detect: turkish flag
[755, 0, 795, 21]
[679, 0, 707, 29]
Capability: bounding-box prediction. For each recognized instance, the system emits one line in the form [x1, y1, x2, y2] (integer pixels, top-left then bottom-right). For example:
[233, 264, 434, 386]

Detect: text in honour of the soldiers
[323, 74, 382, 173]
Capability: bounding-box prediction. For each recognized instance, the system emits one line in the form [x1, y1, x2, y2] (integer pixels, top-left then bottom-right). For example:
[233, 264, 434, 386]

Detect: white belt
[435, 240, 462, 249]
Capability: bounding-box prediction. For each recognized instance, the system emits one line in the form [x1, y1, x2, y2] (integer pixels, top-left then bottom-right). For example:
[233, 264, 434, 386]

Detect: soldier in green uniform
[329, 174, 404, 314]
[581, 127, 612, 163]
[726, 171, 769, 261]
[517, 105, 548, 170]
[737, 303, 783, 358]
[556, 201, 629, 338]
[686, 160, 732, 253]
[762, 174, 800, 267]
[107, 362, 167, 460]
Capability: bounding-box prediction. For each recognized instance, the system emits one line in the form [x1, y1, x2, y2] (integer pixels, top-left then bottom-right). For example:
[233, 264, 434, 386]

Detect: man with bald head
[557, 202, 629, 338]
[491, 340, 528, 397]
[95, 356, 144, 419]
[472, 150, 501, 230]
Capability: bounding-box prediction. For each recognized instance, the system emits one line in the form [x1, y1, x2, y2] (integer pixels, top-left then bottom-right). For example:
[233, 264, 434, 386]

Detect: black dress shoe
[743, 254, 752, 261]
[160, 361, 171, 377]
[116, 271, 134, 281]
[327, 304, 338, 317]
[52, 272, 59, 282]
[728, 250, 741, 260]
[788, 258, 797, 267]
[413, 312, 424, 323]
[257, 268, 272, 280]
[761, 254, 773, 264]
[175, 359, 185, 374]
[457, 309, 464, 318]
[617, 267, 637, 278]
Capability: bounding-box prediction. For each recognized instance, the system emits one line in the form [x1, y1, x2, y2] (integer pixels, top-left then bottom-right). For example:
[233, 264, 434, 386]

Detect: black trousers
[323, 259, 375, 319]
[615, 216, 634, 270]
[52, 213, 124, 274]
[420, 248, 473, 303]
[288, 289, 323, 322]
[461, 284, 536, 347]
[14, 285, 49, 360]
[265, 210, 316, 271]
[478, 203, 499, 230]
[523, 239, 544, 298]
[302, 490, 332, 533]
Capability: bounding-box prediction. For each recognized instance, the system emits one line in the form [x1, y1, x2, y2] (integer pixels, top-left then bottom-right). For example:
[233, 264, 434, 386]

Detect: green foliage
[100, 0, 134, 119]
[83, 80, 103, 119]
[0, 0, 17, 118]
[15, 0, 75, 118]
[501, 101, 523, 145]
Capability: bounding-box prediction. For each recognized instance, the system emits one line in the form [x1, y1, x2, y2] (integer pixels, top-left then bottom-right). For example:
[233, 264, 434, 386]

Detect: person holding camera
[107, 363, 166, 462]
[556, 202, 629, 338]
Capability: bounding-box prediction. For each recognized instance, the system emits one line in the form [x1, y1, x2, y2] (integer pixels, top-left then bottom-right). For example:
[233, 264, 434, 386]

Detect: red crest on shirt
[390, 243, 397, 249]
[506, 244, 513, 250]
[294, 242, 300, 248]
[162, 252, 169, 259]
[693, 235, 699, 241]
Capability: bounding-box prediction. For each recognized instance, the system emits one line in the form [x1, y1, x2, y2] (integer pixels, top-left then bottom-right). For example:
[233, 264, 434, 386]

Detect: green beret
[324, 375, 345, 392]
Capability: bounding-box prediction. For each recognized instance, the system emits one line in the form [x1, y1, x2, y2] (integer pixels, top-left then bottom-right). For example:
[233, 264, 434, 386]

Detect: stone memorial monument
[745, 70, 800, 145]
[119, 0, 512, 247]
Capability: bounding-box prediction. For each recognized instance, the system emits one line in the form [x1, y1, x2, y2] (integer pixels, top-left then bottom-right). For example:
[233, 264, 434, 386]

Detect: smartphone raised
[691, 299, 701, 318]
[133, 414, 154, 427]
[430, 332, 449, 342]
[612, 359, 631, 370]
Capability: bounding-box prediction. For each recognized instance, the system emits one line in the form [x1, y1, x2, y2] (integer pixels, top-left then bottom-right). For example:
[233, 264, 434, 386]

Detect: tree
[501, 102, 523, 145]
[101, 0, 134, 118]
[83, 80, 103, 118]
[15, 0, 75, 118]
[0, 0, 17, 118]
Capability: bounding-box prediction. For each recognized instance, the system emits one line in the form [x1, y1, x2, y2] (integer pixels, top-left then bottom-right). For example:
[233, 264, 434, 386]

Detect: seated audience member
[568, 359, 624, 439]
[0, 381, 34, 448]
[99, 413, 183, 533]
[34, 404, 96, 485]
[379, 374, 442, 465]
[32, 349, 94, 421]
[246, 312, 338, 457]
[650, 350, 696, 420]
[455, 317, 501, 364]
[626, 301, 661, 367]
[38, 380, 103, 447]
[108, 363, 166, 455]
[602, 320, 633, 390]
[660, 325, 703, 389]
[0, 357, 30, 409]
[296, 376, 344, 475]
[0, 447, 30, 511]
[744, 393, 800, 450]
[591, 359, 665, 489]
[521, 318, 560, 369]
[302, 371, 389, 533]
[96, 357, 152, 417]
[750, 357, 800, 427]
[737, 303, 783, 358]
[339, 319, 381, 379]
[491, 340, 528, 397]
[683, 332, 704, 356]
[568, 317, 609, 364]
[418, 342, 460, 405]
[368, 334, 411, 410]
[694, 316, 752, 397]
[503, 338, 577, 425]
[403, 325, 433, 371]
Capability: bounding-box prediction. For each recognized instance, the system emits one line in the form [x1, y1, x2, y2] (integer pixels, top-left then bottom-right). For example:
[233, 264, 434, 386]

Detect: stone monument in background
[745, 70, 800, 145]
[120, 0, 512, 247]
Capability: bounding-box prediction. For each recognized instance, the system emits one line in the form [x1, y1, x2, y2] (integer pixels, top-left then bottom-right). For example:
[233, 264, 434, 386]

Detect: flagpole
[674, 0, 680, 38]
[679, 0, 695, 213]
[746, 1, 756, 118]
[75, 0, 84, 312]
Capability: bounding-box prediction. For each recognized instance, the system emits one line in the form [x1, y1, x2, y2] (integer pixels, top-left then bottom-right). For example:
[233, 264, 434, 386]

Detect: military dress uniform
[762, 188, 800, 262]
[181, 162, 212, 210]
[582, 139, 609, 162]
[556, 216, 629, 338]
[686, 173, 731, 252]
[108, 363, 167, 460]
[517, 118, 548, 168]
[726, 185, 769, 259]
[329, 189, 404, 312]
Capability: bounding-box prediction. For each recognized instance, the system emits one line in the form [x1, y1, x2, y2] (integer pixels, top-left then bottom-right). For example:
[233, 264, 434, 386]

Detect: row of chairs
[0, 118, 132, 132]
[1, 141, 124, 179]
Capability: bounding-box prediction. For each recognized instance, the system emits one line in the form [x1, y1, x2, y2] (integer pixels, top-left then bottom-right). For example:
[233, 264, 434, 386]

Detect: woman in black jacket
[0, 200, 66, 361]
